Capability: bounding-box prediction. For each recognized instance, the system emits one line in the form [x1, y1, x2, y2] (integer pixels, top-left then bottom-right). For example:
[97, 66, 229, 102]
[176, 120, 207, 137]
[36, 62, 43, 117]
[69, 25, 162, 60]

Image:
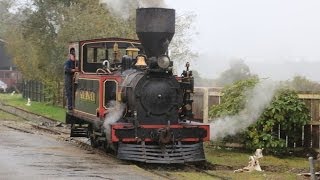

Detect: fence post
[22, 81, 25, 98]
[309, 156, 316, 180]
[203, 88, 209, 123]
[27, 80, 31, 100]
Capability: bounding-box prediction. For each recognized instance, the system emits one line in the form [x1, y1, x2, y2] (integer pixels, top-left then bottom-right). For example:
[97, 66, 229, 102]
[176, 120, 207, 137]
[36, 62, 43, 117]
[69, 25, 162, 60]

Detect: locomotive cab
[80, 40, 142, 74]
[66, 38, 142, 118]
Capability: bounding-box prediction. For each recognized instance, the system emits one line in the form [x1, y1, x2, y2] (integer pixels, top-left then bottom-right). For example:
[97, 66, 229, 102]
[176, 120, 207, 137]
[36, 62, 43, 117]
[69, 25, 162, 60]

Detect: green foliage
[209, 78, 258, 118]
[247, 89, 310, 153]
[3, 0, 137, 104]
[209, 79, 310, 154]
[2, 0, 197, 104]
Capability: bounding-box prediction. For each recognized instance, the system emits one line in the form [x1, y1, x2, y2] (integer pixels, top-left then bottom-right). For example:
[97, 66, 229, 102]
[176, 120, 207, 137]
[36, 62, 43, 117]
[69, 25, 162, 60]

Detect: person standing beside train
[64, 53, 78, 111]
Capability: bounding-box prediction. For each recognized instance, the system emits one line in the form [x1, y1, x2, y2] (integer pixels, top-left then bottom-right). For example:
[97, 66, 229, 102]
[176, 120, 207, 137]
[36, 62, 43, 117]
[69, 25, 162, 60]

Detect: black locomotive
[66, 8, 210, 163]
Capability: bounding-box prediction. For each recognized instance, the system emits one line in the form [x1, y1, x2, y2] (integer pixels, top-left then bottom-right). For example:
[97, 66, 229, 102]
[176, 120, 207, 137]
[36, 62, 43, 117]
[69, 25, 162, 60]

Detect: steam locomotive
[66, 8, 210, 163]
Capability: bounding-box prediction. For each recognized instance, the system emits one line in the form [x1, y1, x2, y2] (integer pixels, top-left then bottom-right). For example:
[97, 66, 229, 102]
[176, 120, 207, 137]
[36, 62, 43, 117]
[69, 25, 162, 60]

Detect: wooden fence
[299, 94, 320, 148]
[193, 87, 320, 149]
[193, 87, 222, 123]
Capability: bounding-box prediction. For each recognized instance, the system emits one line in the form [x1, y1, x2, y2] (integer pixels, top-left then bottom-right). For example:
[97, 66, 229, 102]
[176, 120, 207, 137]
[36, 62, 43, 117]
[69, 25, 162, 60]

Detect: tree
[284, 75, 320, 92]
[0, 0, 11, 38]
[4, 0, 137, 104]
[209, 78, 259, 118]
[209, 78, 310, 153]
[3, 0, 197, 104]
[1, 0, 35, 77]
[215, 59, 257, 86]
[170, 12, 198, 65]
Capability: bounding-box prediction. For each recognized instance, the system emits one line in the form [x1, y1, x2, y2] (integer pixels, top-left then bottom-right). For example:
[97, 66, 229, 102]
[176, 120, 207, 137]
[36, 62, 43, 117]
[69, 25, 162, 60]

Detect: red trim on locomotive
[110, 123, 210, 142]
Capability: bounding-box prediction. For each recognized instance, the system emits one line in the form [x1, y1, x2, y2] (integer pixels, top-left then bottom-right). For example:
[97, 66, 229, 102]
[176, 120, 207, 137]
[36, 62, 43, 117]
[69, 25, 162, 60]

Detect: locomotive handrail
[96, 68, 111, 75]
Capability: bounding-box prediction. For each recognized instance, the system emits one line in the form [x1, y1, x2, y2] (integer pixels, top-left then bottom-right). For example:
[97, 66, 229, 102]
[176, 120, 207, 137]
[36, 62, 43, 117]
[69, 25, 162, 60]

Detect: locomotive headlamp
[157, 55, 170, 69]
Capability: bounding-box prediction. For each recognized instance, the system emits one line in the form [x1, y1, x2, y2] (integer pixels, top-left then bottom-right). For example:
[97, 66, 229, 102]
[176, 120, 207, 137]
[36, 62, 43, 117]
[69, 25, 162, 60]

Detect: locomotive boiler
[66, 8, 210, 163]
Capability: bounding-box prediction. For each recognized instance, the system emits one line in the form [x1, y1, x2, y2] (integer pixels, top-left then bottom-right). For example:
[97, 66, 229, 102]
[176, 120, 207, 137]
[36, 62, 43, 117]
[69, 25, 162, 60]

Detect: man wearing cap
[64, 53, 78, 111]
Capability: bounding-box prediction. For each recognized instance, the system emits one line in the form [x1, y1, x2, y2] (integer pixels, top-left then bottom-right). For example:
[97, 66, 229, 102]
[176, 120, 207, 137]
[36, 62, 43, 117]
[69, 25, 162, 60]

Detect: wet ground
[0, 119, 163, 180]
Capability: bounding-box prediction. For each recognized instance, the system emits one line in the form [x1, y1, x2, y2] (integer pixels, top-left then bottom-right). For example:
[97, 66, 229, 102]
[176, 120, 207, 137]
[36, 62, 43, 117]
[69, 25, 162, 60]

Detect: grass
[0, 93, 66, 122]
[162, 144, 309, 179]
[205, 144, 308, 169]
[170, 172, 220, 180]
[211, 170, 298, 180]
[203, 144, 309, 179]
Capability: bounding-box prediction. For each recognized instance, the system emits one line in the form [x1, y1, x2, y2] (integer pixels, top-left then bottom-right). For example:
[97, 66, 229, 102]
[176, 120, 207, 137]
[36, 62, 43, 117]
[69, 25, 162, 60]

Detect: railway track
[0, 104, 224, 179]
[3, 119, 221, 179]
[30, 124, 64, 135]
[3, 124, 34, 134]
[31, 125, 176, 179]
[3, 120, 221, 179]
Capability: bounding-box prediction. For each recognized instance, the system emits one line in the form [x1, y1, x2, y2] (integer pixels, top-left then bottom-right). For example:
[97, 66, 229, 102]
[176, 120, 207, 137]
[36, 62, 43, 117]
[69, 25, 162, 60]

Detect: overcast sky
[166, 0, 320, 81]
[11, 0, 320, 81]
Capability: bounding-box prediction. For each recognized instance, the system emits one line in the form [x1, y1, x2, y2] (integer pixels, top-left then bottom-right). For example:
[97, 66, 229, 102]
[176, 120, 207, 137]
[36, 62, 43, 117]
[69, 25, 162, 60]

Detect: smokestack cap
[136, 8, 175, 57]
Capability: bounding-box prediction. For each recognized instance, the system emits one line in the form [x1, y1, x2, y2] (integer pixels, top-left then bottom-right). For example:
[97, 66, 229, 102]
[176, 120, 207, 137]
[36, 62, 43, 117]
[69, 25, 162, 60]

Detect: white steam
[99, 0, 167, 20]
[137, 0, 167, 8]
[103, 101, 126, 142]
[210, 80, 279, 141]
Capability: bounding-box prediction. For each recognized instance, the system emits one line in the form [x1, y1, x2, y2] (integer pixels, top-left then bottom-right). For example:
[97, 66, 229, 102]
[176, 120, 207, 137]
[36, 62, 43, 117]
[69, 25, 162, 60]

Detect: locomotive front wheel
[89, 135, 100, 148]
[88, 126, 100, 148]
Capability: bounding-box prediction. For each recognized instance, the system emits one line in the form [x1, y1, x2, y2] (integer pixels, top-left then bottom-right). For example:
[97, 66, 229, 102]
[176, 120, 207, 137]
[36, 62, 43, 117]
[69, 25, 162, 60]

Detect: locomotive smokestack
[136, 8, 175, 57]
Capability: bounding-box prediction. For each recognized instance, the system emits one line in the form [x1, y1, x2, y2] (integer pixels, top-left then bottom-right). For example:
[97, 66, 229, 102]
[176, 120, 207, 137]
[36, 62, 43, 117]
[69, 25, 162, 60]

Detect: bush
[246, 89, 310, 153]
[209, 79, 310, 154]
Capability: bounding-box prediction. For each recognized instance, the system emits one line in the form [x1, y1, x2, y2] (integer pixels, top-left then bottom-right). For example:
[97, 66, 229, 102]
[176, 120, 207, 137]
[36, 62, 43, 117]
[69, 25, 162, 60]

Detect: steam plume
[137, 0, 167, 8]
[99, 0, 167, 20]
[103, 101, 126, 142]
[210, 80, 278, 140]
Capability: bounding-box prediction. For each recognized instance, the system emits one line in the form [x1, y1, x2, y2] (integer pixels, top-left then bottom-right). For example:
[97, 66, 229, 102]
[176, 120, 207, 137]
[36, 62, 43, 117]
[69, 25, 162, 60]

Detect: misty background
[6, 0, 320, 82]
[166, 0, 320, 82]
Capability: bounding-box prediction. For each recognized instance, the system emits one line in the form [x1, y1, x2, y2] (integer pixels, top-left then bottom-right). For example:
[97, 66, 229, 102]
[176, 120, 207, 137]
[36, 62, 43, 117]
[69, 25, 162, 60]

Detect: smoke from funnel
[137, 0, 167, 8]
[210, 80, 278, 141]
[99, 0, 166, 20]
[103, 101, 126, 142]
